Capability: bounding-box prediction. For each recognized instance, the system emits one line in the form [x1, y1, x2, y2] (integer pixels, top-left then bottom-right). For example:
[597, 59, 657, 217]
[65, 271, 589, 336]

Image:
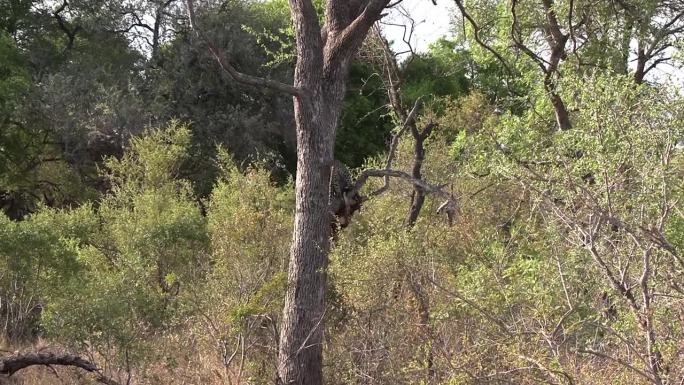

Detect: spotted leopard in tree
[329, 160, 362, 232]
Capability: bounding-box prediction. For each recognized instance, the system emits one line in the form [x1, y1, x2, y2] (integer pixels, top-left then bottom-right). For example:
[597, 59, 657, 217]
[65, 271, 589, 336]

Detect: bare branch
[353, 168, 457, 223]
[578, 349, 655, 383]
[0, 352, 119, 385]
[373, 25, 406, 117]
[355, 169, 443, 197]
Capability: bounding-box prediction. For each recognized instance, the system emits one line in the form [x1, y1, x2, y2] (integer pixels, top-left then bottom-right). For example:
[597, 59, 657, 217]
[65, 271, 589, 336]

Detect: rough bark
[547, 83, 571, 131]
[277, 66, 337, 385]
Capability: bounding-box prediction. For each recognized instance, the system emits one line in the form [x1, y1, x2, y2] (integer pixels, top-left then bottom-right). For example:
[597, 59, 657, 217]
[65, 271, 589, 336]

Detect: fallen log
[0, 352, 119, 385]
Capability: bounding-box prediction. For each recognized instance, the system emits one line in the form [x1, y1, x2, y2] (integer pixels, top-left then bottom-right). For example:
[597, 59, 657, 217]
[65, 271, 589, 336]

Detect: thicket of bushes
[2, 73, 683, 384]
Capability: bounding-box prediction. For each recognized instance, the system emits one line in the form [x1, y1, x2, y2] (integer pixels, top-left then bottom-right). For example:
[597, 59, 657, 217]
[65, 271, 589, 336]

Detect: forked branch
[371, 96, 424, 196]
[353, 168, 457, 224]
[327, 0, 393, 63]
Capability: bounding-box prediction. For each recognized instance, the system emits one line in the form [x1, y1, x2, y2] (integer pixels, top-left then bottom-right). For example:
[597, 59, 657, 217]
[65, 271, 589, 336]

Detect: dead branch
[353, 168, 457, 224]
[0, 352, 119, 385]
[371, 96, 424, 197]
[355, 24, 456, 225]
[578, 349, 655, 383]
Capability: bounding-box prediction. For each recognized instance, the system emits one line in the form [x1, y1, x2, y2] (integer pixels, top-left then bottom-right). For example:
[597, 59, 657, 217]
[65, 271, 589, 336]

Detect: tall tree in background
[452, 0, 684, 131]
[185, 1, 430, 383]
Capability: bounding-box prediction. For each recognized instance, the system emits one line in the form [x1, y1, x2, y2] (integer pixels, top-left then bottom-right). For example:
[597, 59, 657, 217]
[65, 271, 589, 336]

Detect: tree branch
[510, 0, 549, 73]
[578, 349, 655, 383]
[0, 352, 119, 385]
[452, 0, 514, 75]
[326, 0, 393, 67]
[184, 0, 303, 97]
[53, 0, 81, 50]
[353, 168, 457, 223]
[372, 96, 424, 196]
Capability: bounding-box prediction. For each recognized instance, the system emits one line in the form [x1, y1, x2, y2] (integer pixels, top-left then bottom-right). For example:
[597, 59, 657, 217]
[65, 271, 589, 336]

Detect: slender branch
[184, 0, 303, 97]
[453, 0, 513, 75]
[578, 349, 655, 383]
[373, 24, 406, 118]
[518, 354, 573, 385]
[643, 57, 672, 75]
[510, 0, 549, 73]
[428, 276, 513, 336]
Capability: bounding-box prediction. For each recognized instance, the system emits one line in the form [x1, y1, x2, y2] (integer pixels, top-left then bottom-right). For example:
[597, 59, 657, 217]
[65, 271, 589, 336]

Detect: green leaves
[105, 121, 192, 192]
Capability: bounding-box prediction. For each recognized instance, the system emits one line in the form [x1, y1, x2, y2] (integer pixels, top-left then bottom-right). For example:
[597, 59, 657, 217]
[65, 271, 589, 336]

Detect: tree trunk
[406, 126, 428, 227]
[634, 48, 647, 84]
[184, 2, 395, 383]
[548, 89, 572, 131]
[277, 8, 352, 381]
[277, 96, 339, 385]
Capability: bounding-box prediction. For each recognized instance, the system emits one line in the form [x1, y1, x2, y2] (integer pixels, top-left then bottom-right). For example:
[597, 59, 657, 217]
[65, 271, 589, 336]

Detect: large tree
[184, 1, 435, 383]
